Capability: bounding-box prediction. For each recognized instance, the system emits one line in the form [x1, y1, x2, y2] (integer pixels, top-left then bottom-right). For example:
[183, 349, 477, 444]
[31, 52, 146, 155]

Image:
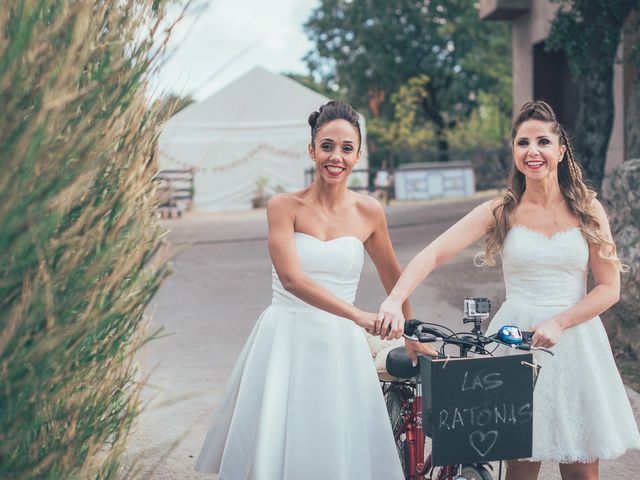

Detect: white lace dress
[195, 232, 404, 480]
[486, 225, 640, 463]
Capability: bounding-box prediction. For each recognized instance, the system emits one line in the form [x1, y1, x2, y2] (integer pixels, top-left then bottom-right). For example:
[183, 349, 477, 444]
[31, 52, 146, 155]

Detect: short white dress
[486, 225, 640, 463]
[195, 232, 404, 479]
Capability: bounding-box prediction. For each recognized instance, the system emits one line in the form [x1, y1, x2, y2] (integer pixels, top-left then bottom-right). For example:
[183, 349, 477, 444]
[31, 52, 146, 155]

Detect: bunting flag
[159, 143, 305, 173]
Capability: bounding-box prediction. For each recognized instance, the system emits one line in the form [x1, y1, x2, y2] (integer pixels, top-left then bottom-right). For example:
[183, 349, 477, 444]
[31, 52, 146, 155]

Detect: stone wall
[624, 11, 640, 160]
[626, 77, 640, 160]
[601, 159, 640, 356]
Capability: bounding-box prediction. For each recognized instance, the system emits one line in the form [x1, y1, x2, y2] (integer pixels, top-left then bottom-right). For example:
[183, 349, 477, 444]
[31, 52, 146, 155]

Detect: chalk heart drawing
[469, 430, 498, 457]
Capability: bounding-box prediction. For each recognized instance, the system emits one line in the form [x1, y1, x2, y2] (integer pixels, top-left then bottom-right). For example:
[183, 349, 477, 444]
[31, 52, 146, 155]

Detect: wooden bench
[154, 168, 194, 218]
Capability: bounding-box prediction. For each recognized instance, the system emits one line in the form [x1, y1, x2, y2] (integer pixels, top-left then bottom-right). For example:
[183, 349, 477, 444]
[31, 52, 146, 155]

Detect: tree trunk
[436, 129, 450, 162]
[432, 117, 449, 162]
[573, 67, 615, 191]
[422, 96, 450, 162]
[368, 88, 385, 119]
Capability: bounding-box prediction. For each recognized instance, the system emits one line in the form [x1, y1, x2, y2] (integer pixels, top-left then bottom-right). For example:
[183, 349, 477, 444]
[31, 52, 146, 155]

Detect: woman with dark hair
[195, 100, 436, 479]
[378, 100, 640, 479]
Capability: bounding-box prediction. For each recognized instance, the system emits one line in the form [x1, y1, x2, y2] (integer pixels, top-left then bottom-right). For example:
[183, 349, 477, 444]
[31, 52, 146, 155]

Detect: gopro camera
[463, 297, 491, 321]
[463, 297, 491, 334]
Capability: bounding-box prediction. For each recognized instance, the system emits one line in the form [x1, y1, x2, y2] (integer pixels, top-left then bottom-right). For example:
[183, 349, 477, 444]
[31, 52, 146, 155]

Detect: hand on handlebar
[377, 297, 405, 340]
[404, 338, 439, 366]
[531, 318, 564, 348]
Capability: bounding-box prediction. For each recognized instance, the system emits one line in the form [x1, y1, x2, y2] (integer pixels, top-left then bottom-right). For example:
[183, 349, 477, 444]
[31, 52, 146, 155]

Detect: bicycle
[380, 298, 553, 480]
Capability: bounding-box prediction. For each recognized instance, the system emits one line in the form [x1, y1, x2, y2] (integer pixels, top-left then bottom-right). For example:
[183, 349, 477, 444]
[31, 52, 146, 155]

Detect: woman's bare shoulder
[588, 197, 611, 226]
[476, 198, 500, 217]
[266, 194, 299, 223]
[267, 190, 309, 209]
[467, 197, 501, 231]
[589, 197, 606, 214]
[352, 191, 385, 218]
[267, 192, 292, 209]
[486, 193, 509, 211]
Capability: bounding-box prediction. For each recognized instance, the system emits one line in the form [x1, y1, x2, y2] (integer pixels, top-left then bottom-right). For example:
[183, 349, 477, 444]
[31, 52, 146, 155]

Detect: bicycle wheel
[384, 385, 410, 478]
[460, 464, 493, 480]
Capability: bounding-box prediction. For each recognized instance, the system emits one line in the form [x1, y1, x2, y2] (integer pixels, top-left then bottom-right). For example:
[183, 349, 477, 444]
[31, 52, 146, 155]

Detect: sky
[152, 0, 320, 101]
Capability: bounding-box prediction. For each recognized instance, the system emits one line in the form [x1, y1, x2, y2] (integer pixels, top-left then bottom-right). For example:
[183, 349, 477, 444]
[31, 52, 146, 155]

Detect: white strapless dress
[195, 232, 404, 479]
[486, 225, 640, 463]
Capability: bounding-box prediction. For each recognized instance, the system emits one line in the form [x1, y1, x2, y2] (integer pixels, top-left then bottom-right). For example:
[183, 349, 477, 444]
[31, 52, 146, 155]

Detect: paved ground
[120, 194, 640, 479]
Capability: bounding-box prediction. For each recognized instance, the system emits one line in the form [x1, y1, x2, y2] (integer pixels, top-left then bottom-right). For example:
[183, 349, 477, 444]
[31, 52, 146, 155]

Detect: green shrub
[0, 1, 174, 478]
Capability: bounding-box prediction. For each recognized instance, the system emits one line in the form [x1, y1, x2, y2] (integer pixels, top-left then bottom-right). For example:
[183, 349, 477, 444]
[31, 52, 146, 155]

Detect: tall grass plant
[0, 1, 176, 478]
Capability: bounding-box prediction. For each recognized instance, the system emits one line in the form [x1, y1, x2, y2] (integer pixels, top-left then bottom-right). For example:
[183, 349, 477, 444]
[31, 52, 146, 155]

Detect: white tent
[158, 66, 368, 211]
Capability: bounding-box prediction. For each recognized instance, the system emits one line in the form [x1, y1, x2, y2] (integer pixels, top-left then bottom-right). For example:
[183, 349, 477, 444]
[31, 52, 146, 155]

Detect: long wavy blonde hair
[481, 100, 622, 269]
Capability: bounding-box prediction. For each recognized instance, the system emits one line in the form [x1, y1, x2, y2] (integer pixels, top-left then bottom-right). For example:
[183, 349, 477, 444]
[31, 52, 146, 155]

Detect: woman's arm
[363, 198, 439, 359]
[363, 198, 409, 338]
[267, 194, 376, 331]
[378, 201, 495, 328]
[532, 200, 621, 348]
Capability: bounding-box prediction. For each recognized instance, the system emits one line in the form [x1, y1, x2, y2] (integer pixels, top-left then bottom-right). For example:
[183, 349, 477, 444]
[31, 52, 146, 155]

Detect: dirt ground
[119, 195, 640, 479]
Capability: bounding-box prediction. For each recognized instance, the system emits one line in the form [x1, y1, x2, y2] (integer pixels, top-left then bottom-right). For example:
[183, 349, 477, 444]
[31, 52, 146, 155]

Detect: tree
[547, 0, 640, 189]
[304, 0, 511, 160]
[284, 72, 343, 100]
[366, 75, 437, 164]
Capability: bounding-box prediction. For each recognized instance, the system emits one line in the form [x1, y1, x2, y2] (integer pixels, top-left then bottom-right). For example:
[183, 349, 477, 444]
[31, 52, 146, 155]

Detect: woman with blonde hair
[377, 100, 640, 479]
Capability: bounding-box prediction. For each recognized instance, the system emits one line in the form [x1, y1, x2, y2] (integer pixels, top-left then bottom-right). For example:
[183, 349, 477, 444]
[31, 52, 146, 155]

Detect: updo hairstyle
[308, 101, 362, 152]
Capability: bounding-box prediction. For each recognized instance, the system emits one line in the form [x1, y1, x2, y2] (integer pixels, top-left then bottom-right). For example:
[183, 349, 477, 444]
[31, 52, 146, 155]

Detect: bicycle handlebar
[404, 318, 554, 357]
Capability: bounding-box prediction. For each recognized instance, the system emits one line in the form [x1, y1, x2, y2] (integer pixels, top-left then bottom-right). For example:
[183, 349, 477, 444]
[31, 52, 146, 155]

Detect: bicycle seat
[385, 346, 420, 379]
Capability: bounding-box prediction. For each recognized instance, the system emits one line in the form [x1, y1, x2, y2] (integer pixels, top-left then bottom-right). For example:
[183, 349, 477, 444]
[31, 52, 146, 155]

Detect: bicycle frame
[405, 382, 425, 479]
[384, 379, 490, 480]
[382, 303, 549, 480]
[383, 328, 511, 479]
[383, 381, 423, 479]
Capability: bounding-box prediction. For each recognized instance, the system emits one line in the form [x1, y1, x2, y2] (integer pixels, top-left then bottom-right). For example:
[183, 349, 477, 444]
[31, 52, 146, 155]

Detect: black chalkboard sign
[421, 353, 535, 466]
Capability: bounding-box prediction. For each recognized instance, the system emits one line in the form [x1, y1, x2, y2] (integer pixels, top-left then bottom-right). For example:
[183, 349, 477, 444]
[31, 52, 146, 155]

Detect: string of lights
[159, 143, 305, 173]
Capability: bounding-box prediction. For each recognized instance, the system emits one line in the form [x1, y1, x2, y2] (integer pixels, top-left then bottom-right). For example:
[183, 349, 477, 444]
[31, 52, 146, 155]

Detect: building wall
[507, 1, 625, 173]
[511, 2, 558, 111]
